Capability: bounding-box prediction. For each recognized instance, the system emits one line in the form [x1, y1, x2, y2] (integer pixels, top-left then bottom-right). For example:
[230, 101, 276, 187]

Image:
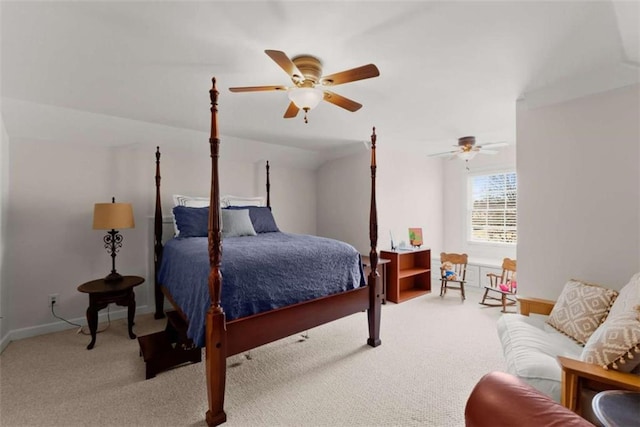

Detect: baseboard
[0, 331, 11, 353]
[0, 304, 153, 354]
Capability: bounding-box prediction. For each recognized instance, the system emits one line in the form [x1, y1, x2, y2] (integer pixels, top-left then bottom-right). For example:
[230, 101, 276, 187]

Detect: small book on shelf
[409, 227, 423, 247]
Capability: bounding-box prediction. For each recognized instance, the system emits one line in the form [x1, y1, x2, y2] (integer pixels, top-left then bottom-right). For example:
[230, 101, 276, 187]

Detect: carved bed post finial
[266, 161, 271, 209]
[154, 146, 165, 319]
[205, 77, 228, 426]
[367, 126, 381, 347]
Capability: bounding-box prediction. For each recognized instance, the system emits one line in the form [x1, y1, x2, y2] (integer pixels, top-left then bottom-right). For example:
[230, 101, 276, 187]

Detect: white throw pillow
[608, 272, 640, 319]
[221, 195, 265, 208]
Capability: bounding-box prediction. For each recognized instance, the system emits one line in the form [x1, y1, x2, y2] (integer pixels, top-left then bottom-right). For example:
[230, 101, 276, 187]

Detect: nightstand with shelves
[380, 248, 431, 303]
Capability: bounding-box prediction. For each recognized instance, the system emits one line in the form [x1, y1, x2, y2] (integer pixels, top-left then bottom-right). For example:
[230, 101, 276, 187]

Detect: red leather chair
[465, 372, 592, 427]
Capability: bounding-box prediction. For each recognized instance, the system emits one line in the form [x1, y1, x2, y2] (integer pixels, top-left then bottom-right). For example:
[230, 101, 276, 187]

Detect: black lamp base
[105, 272, 124, 282]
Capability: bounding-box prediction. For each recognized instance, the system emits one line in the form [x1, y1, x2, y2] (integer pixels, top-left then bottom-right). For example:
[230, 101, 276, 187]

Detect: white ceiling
[1, 1, 638, 160]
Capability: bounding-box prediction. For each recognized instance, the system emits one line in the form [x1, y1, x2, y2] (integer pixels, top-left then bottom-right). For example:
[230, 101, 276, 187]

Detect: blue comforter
[158, 232, 365, 347]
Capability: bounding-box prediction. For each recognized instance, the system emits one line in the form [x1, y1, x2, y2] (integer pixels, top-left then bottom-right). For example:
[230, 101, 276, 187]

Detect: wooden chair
[439, 252, 468, 301]
[480, 258, 517, 313]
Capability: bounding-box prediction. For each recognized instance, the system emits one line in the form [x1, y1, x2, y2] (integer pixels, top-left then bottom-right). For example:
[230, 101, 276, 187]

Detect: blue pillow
[173, 205, 209, 238]
[225, 206, 279, 233]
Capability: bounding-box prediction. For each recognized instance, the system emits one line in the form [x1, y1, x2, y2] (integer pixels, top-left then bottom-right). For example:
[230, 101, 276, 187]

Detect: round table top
[77, 275, 145, 293]
[592, 390, 640, 427]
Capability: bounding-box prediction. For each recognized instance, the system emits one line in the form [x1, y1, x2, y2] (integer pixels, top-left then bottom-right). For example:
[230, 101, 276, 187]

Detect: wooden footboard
[227, 286, 371, 356]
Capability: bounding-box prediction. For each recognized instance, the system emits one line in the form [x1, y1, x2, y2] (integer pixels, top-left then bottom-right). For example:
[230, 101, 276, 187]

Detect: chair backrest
[440, 252, 468, 280]
[500, 258, 517, 284]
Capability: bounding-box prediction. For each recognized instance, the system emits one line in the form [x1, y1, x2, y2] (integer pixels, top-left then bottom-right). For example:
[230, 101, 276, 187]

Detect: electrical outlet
[48, 294, 59, 307]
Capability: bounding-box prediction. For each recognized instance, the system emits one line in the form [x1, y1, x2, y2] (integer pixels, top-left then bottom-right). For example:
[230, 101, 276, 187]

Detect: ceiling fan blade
[283, 102, 300, 118]
[265, 50, 303, 82]
[323, 91, 362, 112]
[428, 151, 457, 158]
[229, 85, 287, 93]
[321, 64, 380, 86]
[478, 141, 508, 148]
[479, 149, 499, 155]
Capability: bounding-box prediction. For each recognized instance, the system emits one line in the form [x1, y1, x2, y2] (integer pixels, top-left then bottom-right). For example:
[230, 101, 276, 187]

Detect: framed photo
[409, 228, 423, 247]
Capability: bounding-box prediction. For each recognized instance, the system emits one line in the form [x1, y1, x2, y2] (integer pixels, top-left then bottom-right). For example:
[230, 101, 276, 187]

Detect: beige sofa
[496, 273, 640, 419]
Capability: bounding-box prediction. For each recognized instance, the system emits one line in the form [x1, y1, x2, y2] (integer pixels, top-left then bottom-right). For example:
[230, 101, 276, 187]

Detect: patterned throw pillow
[546, 279, 618, 345]
[581, 309, 640, 372]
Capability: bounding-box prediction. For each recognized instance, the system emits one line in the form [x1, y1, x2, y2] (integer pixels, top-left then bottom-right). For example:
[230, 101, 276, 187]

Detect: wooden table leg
[86, 302, 99, 350]
[127, 290, 137, 339]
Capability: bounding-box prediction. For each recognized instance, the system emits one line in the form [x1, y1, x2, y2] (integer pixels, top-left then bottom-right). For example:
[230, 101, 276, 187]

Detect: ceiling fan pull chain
[303, 108, 309, 124]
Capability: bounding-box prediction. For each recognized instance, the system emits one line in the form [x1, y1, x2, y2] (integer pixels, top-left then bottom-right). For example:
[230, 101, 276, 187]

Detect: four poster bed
[152, 77, 382, 426]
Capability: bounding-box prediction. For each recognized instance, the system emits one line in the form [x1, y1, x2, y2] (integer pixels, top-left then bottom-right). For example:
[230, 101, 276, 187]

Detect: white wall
[4, 136, 317, 340]
[517, 84, 640, 299]
[261, 164, 316, 235]
[442, 145, 517, 262]
[7, 141, 147, 336]
[317, 145, 444, 257]
[0, 116, 8, 348]
[316, 150, 371, 253]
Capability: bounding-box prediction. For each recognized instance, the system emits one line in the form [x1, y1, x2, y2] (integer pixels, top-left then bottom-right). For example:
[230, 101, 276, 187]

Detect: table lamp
[93, 197, 135, 282]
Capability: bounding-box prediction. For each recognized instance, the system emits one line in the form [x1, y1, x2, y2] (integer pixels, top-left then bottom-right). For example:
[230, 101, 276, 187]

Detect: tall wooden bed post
[154, 147, 165, 319]
[367, 128, 381, 347]
[205, 78, 227, 426]
[266, 160, 271, 208]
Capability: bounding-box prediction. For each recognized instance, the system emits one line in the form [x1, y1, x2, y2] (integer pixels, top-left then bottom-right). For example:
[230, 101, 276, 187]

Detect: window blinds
[470, 172, 517, 244]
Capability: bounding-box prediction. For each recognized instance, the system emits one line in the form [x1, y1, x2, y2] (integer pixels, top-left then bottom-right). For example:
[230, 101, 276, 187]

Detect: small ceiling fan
[229, 50, 380, 123]
[429, 136, 508, 169]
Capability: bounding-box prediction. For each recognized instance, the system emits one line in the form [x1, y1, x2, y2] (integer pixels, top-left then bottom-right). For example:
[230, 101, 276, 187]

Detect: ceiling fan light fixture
[457, 150, 478, 161]
[287, 87, 324, 111]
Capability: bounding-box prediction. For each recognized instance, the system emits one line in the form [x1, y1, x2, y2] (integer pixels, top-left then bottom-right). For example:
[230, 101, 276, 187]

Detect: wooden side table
[77, 275, 145, 350]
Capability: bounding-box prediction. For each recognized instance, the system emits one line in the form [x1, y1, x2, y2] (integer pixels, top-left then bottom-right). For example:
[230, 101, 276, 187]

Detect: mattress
[158, 232, 365, 347]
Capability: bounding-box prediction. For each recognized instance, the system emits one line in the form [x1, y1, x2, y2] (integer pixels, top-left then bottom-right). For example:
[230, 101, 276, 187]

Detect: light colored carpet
[0, 290, 506, 426]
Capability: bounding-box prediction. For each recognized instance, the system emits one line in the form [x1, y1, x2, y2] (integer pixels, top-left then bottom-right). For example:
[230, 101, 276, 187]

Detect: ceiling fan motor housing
[291, 55, 323, 85]
[458, 136, 476, 148]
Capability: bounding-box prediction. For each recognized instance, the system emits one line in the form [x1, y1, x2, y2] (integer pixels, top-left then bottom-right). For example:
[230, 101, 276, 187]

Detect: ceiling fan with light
[429, 136, 508, 169]
[229, 50, 380, 123]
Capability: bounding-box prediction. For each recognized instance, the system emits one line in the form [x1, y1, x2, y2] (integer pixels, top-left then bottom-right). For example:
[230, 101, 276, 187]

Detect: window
[468, 171, 517, 244]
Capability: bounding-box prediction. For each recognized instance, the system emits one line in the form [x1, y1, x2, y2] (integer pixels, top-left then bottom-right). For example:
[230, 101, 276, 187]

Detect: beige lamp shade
[92, 203, 135, 230]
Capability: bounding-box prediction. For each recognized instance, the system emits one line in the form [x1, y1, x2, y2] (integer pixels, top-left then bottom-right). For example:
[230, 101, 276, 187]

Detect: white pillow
[172, 194, 209, 236]
[173, 194, 209, 207]
[608, 272, 640, 319]
[221, 195, 265, 208]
